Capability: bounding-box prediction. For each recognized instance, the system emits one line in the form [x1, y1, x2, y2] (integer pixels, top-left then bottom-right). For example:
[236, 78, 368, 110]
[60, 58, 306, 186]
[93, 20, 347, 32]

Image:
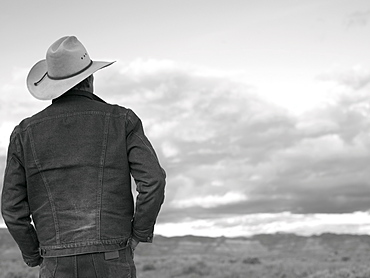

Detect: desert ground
[1, 229, 370, 278]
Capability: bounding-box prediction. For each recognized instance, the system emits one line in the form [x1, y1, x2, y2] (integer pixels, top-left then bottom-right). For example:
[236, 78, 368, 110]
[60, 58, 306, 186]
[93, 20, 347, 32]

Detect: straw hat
[27, 36, 114, 100]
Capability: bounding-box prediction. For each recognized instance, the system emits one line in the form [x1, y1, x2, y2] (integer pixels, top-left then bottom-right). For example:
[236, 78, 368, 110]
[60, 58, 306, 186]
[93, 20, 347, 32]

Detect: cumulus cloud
[96, 59, 370, 229]
[2, 59, 370, 236]
[317, 65, 370, 90]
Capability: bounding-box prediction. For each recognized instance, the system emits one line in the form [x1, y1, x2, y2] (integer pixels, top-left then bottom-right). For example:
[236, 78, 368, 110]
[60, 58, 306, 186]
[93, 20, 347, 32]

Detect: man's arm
[126, 109, 166, 243]
[1, 129, 42, 267]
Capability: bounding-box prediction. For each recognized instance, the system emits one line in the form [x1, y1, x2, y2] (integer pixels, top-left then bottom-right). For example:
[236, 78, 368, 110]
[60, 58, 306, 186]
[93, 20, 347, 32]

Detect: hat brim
[27, 60, 115, 100]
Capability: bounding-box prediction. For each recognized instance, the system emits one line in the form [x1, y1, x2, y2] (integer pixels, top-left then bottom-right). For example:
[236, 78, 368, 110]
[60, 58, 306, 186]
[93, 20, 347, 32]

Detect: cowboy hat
[27, 36, 115, 100]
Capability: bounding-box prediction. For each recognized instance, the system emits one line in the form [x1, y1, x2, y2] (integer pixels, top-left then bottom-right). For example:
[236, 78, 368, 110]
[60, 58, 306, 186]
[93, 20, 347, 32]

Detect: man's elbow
[155, 171, 166, 204]
[157, 174, 166, 197]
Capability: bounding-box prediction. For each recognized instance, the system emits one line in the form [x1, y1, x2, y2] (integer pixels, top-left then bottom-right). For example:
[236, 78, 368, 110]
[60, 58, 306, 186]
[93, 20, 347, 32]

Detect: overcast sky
[1, 0, 370, 237]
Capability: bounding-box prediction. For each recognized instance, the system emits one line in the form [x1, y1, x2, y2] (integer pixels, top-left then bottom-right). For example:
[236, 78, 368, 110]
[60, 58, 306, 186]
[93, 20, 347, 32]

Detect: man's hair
[71, 75, 93, 92]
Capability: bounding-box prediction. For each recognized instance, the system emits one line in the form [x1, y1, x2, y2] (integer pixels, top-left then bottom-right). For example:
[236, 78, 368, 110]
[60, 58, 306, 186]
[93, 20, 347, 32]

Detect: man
[1, 36, 166, 277]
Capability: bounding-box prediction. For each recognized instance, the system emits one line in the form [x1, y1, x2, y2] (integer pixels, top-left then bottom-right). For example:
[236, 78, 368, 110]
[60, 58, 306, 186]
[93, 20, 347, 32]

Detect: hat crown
[27, 35, 114, 100]
[46, 36, 91, 79]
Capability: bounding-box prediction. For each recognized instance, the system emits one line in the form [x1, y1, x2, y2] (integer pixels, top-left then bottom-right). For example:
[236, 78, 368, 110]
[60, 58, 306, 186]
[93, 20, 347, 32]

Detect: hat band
[34, 60, 93, 86]
[48, 60, 93, 80]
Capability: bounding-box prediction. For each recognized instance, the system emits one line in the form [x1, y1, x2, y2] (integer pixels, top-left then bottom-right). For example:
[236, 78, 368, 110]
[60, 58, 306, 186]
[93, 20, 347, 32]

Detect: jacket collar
[52, 90, 106, 104]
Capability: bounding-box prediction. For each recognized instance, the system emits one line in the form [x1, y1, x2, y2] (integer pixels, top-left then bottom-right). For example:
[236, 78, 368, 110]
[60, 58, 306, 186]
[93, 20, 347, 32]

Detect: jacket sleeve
[1, 128, 42, 267]
[126, 109, 166, 243]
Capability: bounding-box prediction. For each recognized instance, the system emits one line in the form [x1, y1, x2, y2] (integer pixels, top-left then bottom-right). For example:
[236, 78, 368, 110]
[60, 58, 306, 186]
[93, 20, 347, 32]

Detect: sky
[1, 0, 370, 238]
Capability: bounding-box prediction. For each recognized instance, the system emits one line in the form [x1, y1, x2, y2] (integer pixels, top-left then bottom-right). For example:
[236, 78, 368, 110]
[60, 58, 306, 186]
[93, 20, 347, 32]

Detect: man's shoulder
[106, 102, 129, 113]
[16, 105, 52, 131]
[100, 98, 140, 117]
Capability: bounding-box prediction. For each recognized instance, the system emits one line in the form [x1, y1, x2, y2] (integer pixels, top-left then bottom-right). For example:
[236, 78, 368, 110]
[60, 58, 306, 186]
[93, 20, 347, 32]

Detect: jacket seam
[127, 113, 156, 157]
[40, 237, 128, 249]
[27, 128, 61, 244]
[7, 129, 24, 167]
[3, 156, 14, 178]
[20, 111, 107, 130]
[132, 132, 156, 157]
[19, 111, 127, 131]
[96, 114, 110, 239]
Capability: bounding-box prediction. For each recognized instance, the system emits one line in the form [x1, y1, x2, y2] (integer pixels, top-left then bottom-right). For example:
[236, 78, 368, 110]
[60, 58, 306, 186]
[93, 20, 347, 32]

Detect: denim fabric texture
[1, 90, 166, 267]
[39, 246, 136, 278]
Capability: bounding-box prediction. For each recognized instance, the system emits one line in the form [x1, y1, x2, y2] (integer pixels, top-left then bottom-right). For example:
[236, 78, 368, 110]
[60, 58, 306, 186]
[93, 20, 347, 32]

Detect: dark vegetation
[1, 229, 370, 277]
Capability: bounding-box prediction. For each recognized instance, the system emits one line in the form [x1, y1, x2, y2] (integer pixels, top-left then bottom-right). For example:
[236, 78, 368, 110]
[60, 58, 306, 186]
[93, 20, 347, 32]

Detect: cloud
[94, 60, 370, 221]
[2, 59, 370, 236]
[346, 10, 370, 27]
[0, 67, 48, 153]
[317, 65, 370, 90]
[0, 123, 14, 151]
[173, 191, 248, 209]
[155, 211, 370, 237]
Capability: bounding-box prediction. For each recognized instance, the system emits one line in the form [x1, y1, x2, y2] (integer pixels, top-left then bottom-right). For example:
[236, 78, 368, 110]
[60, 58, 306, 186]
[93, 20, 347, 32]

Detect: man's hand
[129, 236, 139, 251]
[26, 257, 43, 267]
[128, 237, 139, 259]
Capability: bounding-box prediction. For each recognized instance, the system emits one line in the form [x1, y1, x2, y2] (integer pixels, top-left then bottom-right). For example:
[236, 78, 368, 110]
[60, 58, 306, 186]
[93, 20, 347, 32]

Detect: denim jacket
[1, 90, 166, 266]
